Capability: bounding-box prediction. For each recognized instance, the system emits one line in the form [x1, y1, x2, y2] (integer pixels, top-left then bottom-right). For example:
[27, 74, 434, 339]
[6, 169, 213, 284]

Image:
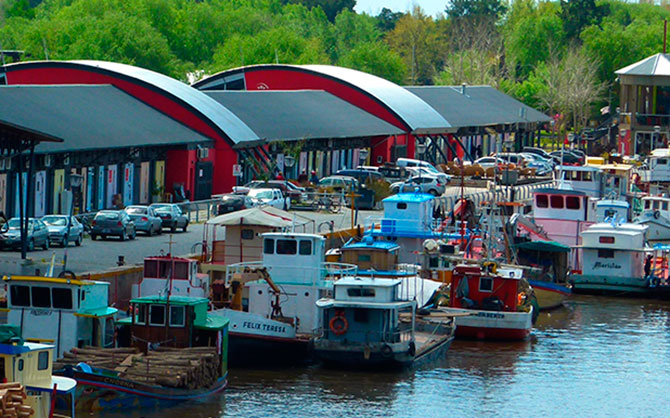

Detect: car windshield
[5, 219, 33, 229]
[126, 207, 147, 214]
[96, 212, 119, 220]
[42, 216, 67, 226]
[154, 206, 172, 213]
[249, 190, 274, 199]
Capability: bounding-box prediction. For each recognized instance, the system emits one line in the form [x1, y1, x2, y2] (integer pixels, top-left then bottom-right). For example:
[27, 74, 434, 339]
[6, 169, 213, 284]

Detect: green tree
[445, 0, 507, 20]
[338, 41, 407, 84]
[560, 0, 608, 41]
[375, 7, 403, 32]
[285, 0, 355, 22]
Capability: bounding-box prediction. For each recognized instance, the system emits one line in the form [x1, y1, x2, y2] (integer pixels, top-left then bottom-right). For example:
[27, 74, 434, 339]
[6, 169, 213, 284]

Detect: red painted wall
[5, 66, 236, 194]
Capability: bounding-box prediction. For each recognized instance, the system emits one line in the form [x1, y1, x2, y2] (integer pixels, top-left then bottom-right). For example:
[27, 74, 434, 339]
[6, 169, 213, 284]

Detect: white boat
[572, 221, 652, 294]
[633, 196, 670, 240]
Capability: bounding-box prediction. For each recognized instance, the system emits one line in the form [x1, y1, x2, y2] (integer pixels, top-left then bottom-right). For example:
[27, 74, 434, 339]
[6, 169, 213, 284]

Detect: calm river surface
[97, 295, 670, 417]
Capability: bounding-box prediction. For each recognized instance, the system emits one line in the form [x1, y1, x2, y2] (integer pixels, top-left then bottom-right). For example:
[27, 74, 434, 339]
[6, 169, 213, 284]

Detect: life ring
[483, 261, 498, 274]
[329, 315, 348, 336]
[408, 341, 416, 357]
[654, 210, 661, 219]
[381, 343, 393, 358]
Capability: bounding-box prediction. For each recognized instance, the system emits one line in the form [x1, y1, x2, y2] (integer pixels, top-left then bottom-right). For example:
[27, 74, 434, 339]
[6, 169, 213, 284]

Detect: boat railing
[224, 261, 357, 285]
[364, 216, 435, 237]
[317, 327, 413, 344]
[321, 262, 358, 280]
[224, 261, 264, 284]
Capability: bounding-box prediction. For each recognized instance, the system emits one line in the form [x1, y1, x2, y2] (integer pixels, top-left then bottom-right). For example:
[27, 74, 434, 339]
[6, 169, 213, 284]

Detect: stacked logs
[55, 346, 220, 390]
[0, 383, 34, 418]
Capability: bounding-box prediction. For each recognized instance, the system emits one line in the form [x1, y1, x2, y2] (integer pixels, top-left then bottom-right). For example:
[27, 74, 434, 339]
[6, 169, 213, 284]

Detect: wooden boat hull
[442, 307, 533, 341]
[528, 280, 571, 310]
[315, 333, 454, 369]
[69, 370, 227, 412]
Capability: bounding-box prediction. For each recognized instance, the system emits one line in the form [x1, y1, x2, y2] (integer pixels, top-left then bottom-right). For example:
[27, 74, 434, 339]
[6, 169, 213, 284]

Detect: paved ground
[0, 208, 381, 276]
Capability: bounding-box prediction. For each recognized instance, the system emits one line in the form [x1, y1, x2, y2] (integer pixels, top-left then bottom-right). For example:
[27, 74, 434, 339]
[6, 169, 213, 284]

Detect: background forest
[1, 0, 669, 131]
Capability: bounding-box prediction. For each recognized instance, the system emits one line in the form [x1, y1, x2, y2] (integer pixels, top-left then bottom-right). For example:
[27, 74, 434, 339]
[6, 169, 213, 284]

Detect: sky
[354, 0, 447, 18]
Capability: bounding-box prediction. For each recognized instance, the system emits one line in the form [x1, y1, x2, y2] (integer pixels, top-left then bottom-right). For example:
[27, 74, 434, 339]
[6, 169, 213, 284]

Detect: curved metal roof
[194, 64, 452, 134]
[2, 60, 260, 145]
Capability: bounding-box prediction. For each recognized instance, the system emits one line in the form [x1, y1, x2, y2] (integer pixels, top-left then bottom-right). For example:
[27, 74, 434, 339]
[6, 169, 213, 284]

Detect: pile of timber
[0, 383, 34, 418]
[55, 346, 220, 390]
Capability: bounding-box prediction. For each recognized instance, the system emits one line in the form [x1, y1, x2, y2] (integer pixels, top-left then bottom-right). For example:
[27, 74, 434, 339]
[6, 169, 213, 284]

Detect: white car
[405, 166, 451, 185]
[520, 153, 554, 175]
[390, 175, 446, 196]
[245, 188, 290, 210]
[474, 156, 505, 169]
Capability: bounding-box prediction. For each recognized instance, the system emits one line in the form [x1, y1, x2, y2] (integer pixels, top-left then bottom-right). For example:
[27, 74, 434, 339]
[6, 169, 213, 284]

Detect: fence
[435, 180, 555, 212]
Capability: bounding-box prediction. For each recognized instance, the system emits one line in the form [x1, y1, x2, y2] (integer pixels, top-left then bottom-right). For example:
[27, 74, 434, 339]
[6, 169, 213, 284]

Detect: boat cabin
[641, 196, 670, 215]
[449, 264, 521, 312]
[557, 166, 603, 197]
[3, 276, 117, 358]
[316, 278, 415, 344]
[260, 233, 327, 285]
[121, 295, 228, 353]
[599, 164, 633, 198]
[533, 188, 596, 223]
[596, 199, 630, 222]
[340, 238, 399, 274]
[132, 255, 209, 299]
[578, 223, 648, 279]
[0, 335, 77, 417]
[644, 148, 670, 183]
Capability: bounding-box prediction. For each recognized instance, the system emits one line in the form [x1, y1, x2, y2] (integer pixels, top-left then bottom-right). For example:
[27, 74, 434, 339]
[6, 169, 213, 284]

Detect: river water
[97, 295, 670, 417]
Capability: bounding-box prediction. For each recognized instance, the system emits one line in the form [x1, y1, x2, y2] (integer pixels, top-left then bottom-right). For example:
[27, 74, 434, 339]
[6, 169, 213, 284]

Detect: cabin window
[169, 306, 185, 327]
[149, 305, 166, 326]
[174, 262, 189, 280]
[31, 286, 51, 308]
[550, 195, 564, 209]
[599, 236, 615, 244]
[598, 249, 615, 258]
[582, 171, 593, 181]
[159, 261, 171, 278]
[18, 359, 23, 372]
[570, 171, 581, 181]
[37, 351, 49, 371]
[299, 240, 312, 255]
[653, 201, 660, 210]
[536, 195, 548, 208]
[241, 229, 254, 240]
[566, 196, 580, 210]
[397, 203, 407, 210]
[144, 260, 158, 278]
[347, 288, 376, 297]
[479, 277, 494, 292]
[658, 158, 668, 165]
[276, 239, 297, 255]
[664, 202, 669, 211]
[358, 254, 371, 262]
[645, 200, 651, 210]
[10, 286, 30, 307]
[353, 309, 369, 323]
[136, 304, 147, 325]
[52, 288, 73, 310]
[263, 239, 274, 254]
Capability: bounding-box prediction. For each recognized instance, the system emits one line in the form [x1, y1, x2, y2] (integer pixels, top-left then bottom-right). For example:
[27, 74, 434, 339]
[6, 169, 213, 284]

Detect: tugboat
[313, 277, 455, 368]
[442, 262, 536, 340]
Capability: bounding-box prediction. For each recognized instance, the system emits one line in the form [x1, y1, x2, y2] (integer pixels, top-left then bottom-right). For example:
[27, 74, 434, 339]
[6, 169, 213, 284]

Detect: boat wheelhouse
[442, 264, 535, 340]
[633, 196, 670, 240]
[596, 199, 630, 222]
[3, 275, 117, 357]
[0, 329, 77, 418]
[572, 222, 651, 294]
[532, 187, 596, 248]
[132, 254, 209, 299]
[557, 165, 603, 197]
[639, 148, 670, 183]
[314, 277, 454, 367]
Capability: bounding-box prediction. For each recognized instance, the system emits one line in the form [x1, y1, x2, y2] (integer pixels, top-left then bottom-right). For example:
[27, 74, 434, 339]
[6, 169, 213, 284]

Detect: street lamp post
[284, 155, 295, 211]
[62, 173, 83, 273]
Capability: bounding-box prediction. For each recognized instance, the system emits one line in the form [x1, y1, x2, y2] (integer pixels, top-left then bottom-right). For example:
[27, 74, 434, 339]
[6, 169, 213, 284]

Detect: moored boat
[441, 263, 536, 340]
[314, 277, 455, 368]
[633, 196, 670, 240]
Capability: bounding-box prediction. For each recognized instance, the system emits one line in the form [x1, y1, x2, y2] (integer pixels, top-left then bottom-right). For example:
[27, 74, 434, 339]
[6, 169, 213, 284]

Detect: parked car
[390, 175, 446, 196]
[520, 153, 554, 176]
[245, 188, 290, 210]
[549, 150, 583, 165]
[497, 153, 528, 167]
[377, 165, 412, 183]
[217, 194, 247, 215]
[41, 215, 84, 247]
[258, 181, 307, 202]
[317, 175, 360, 192]
[124, 205, 163, 236]
[0, 218, 50, 251]
[405, 166, 451, 185]
[336, 169, 388, 185]
[232, 180, 263, 195]
[522, 146, 554, 163]
[90, 210, 136, 241]
[149, 203, 189, 232]
[473, 156, 506, 169]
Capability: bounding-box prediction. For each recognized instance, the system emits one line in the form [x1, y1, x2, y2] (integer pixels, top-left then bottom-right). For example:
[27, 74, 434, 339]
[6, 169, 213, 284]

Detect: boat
[633, 196, 670, 240]
[313, 277, 455, 368]
[571, 221, 653, 295]
[58, 295, 229, 411]
[132, 253, 210, 299]
[441, 263, 536, 340]
[207, 232, 358, 365]
[0, 325, 77, 418]
[2, 273, 118, 357]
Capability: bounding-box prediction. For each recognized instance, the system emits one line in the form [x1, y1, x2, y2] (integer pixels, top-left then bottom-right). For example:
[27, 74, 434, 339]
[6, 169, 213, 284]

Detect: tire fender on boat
[654, 210, 661, 219]
[381, 344, 393, 358]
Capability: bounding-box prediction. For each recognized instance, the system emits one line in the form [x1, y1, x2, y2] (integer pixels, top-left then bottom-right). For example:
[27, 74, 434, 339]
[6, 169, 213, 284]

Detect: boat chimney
[461, 83, 467, 95]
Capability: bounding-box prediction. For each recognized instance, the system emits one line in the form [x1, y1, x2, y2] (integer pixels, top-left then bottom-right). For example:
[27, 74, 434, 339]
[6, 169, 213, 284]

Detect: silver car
[391, 175, 446, 196]
[0, 218, 50, 251]
[41, 215, 84, 247]
[149, 203, 189, 232]
[124, 206, 163, 236]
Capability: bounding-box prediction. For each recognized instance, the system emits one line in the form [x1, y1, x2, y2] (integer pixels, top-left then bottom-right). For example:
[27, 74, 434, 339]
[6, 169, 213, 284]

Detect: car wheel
[120, 230, 127, 241]
[148, 226, 154, 236]
[91, 234, 98, 241]
[27, 239, 34, 252]
[43, 238, 49, 250]
[182, 222, 188, 232]
[61, 235, 68, 247]
[429, 189, 439, 196]
[75, 234, 82, 246]
[131, 229, 136, 240]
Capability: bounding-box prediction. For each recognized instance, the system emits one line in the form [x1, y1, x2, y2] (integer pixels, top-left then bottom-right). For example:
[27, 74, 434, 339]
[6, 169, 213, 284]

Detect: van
[396, 157, 437, 171]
